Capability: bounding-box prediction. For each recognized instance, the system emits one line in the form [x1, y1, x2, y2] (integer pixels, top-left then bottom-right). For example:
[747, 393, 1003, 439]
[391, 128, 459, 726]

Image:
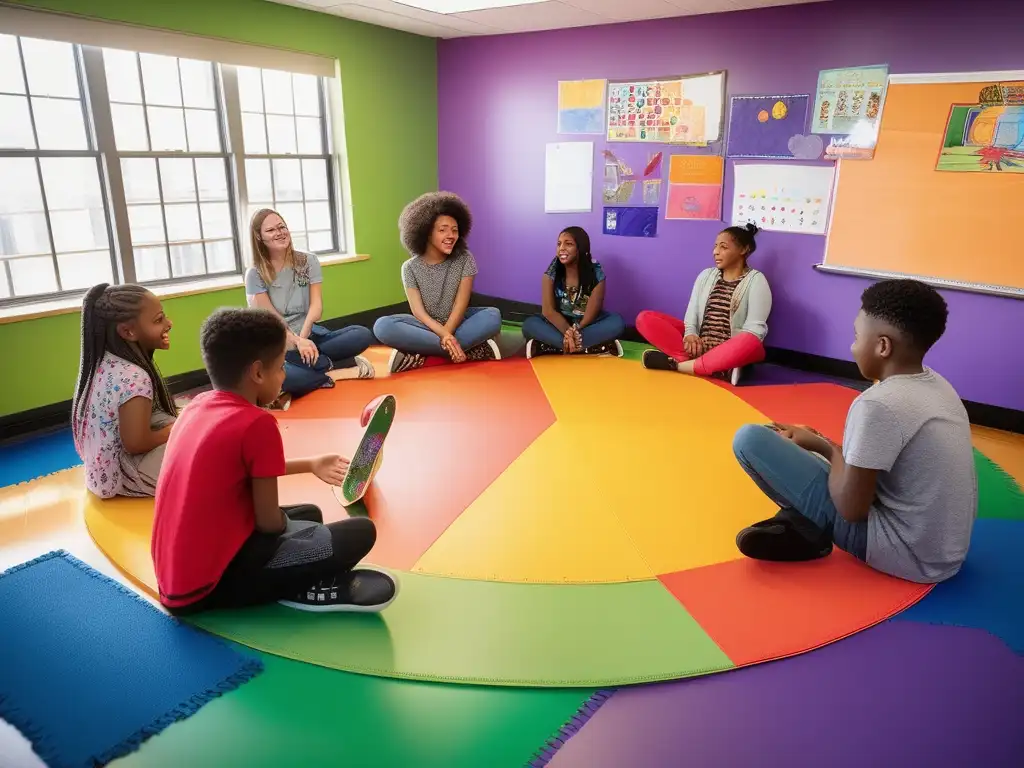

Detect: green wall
[1, 0, 437, 417]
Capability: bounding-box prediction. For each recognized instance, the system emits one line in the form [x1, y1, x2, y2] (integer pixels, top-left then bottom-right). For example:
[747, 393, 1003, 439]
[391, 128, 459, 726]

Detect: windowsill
[0, 252, 370, 325]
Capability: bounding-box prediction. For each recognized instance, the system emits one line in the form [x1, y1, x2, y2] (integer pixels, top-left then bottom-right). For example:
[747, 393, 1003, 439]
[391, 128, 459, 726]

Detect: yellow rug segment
[82, 494, 159, 595]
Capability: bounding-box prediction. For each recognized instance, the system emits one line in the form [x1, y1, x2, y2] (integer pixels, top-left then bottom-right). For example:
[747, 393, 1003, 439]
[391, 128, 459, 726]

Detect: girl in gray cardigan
[636, 224, 771, 386]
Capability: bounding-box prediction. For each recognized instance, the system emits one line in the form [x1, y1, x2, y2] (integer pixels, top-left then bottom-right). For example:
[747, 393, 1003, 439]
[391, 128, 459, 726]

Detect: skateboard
[333, 394, 396, 507]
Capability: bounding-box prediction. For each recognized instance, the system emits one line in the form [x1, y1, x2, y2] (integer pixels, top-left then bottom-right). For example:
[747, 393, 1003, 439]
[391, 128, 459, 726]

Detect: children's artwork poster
[558, 79, 606, 135]
[603, 206, 658, 238]
[602, 149, 663, 205]
[665, 154, 724, 220]
[544, 142, 594, 213]
[607, 71, 726, 145]
[936, 80, 1024, 173]
[812, 65, 889, 160]
[731, 163, 836, 235]
[727, 94, 815, 159]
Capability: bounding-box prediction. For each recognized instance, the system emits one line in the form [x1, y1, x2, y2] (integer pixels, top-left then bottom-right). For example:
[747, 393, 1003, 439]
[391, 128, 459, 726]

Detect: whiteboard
[544, 142, 594, 213]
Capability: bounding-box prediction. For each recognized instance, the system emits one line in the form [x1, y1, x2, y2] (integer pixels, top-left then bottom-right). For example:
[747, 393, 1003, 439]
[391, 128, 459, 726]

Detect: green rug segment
[189, 574, 731, 687]
[114, 648, 592, 768]
[975, 450, 1024, 521]
[619, 339, 652, 362]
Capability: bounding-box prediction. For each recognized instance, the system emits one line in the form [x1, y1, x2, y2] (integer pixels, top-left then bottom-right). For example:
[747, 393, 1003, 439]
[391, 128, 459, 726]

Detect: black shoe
[736, 509, 833, 562]
[642, 349, 677, 371]
[526, 339, 561, 359]
[465, 339, 502, 361]
[278, 568, 399, 613]
[585, 340, 624, 357]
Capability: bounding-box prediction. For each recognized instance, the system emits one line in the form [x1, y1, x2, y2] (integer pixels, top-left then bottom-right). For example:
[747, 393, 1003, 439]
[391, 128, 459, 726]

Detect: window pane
[103, 49, 142, 103]
[21, 38, 79, 99]
[180, 59, 215, 108]
[0, 267, 9, 299]
[0, 35, 26, 94]
[195, 158, 228, 201]
[301, 159, 329, 200]
[296, 116, 322, 154]
[10, 255, 57, 296]
[200, 202, 232, 239]
[0, 158, 43, 213]
[164, 203, 201, 241]
[50, 209, 108, 252]
[290, 233, 307, 252]
[244, 159, 272, 201]
[293, 74, 320, 117]
[185, 108, 220, 152]
[272, 159, 302, 201]
[159, 158, 196, 203]
[121, 159, 161, 204]
[267, 114, 296, 154]
[307, 230, 333, 252]
[40, 157, 104, 211]
[140, 53, 182, 107]
[205, 239, 235, 273]
[0, 213, 49, 256]
[276, 202, 305, 233]
[147, 106, 187, 151]
[262, 69, 293, 115]
[32, 97, 88, 150]
[241, 113, 267, 154]
[134, 246, 169, 282]
[0, 95, 35, 149]
[305, 201, 331, 231]
[237, 66, 263, 112]
[58, 250, 113, 290]
[128, 204, 166, 245]
[111, 103, 149, 151]
[170, 242, 205, 277]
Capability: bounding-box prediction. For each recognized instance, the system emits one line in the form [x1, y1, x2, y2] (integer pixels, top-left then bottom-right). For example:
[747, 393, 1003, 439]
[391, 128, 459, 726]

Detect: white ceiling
[268, 0, 827, 39]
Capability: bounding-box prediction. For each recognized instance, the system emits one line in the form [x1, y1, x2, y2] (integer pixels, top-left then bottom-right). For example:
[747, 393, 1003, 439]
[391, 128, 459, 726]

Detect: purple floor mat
[548, 622, 1024, 768]
[741, 364, 862, 389]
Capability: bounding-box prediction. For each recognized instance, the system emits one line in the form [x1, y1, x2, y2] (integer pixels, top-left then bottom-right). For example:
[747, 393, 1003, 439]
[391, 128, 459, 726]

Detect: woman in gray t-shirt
[373, 192, 503, 374]
[245, 209, 373, 407]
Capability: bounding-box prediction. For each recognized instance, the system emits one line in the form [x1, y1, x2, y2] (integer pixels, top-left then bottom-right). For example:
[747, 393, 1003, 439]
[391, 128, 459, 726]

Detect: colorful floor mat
[0, 551, 261, 768]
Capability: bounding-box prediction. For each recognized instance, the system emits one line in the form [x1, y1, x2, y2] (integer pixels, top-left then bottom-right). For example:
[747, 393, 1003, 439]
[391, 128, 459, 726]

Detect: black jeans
[170, 505, 376, 615]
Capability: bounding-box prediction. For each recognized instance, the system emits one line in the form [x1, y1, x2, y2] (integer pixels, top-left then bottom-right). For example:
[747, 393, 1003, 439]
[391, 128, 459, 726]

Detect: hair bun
[744, 223, 760, 236]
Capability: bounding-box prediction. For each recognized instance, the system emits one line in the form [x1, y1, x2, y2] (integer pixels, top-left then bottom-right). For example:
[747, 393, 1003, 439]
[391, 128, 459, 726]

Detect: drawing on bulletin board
[731, 163, 835, 235]
[607, 71, 726, 145]
[602, 149, 663, 204]
[643, 179, 662, 205]
[603, 206, 658, 238]
[824, 72, 1024, 296]
[558, 79, 606, 135]
[727, 94, 811, 159]
[812, 65, 889, 160]
[544, 142, 594, 213]
[665, 154, 724, 220]
[936, 81, 1024, 172]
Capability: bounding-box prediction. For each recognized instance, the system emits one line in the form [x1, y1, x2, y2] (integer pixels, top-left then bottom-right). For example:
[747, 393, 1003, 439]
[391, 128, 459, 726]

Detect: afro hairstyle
[860, 279, 948, 352]
[398, 191, 472, 257]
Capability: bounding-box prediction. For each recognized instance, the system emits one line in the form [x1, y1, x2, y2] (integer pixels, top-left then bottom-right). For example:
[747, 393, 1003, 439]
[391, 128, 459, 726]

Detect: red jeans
[635, 310, 766, 376]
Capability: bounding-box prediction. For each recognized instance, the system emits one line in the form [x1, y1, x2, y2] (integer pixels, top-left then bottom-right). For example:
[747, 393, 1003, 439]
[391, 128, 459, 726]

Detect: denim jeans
[522, 311, 625, 349]
[732, 424, 868, 559]
[373, 306, 502, 356]
[283, 324, 373, 399]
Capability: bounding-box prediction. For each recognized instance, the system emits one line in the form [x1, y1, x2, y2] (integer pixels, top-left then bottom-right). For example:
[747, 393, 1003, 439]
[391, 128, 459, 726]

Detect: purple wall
[438, 0, 1024, 411]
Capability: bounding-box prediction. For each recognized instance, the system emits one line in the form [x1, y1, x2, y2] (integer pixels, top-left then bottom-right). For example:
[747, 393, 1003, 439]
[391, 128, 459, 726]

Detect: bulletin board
[823, 71, 1024, 297]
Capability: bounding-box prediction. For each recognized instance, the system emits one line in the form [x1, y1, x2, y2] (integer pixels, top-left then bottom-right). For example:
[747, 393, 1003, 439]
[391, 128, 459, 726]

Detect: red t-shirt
[152, 390, 285, 608]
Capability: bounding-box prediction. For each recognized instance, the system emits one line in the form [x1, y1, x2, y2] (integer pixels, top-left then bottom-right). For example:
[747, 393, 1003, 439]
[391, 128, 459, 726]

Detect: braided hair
[72, 284, 177, 443]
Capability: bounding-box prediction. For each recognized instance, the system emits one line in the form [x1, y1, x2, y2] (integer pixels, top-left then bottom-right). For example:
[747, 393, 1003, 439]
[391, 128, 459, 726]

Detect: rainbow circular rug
[84, 351, 1017, 687]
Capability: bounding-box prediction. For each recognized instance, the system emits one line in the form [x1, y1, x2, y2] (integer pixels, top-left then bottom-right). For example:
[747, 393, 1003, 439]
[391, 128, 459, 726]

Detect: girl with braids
[522, 226, 625, 358]
[72, 283, 177, 499]
[636, 223, 772, 386]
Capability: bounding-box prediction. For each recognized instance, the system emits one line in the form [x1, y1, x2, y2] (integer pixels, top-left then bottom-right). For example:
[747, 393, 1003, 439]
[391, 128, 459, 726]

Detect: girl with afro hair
[373, 192, 502, 373]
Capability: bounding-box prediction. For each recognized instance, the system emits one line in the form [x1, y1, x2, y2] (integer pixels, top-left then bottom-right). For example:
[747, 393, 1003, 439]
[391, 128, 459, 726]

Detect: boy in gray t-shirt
[732, 279, 976, 583]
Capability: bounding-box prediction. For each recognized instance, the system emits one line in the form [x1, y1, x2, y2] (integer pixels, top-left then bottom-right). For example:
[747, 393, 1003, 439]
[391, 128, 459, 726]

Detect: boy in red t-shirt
[152, 307, 397, 614]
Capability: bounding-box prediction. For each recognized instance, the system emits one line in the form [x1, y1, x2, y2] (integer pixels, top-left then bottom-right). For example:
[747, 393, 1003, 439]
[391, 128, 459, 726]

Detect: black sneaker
[388, 350, 425, 374]
[465, 339, 502, 361]
[278, 568, 399, 613]
[525, 339, 561, 359]
[585, 340, 624, 357]
[642, 349, 677, 371]
[735, 509, 833, 562]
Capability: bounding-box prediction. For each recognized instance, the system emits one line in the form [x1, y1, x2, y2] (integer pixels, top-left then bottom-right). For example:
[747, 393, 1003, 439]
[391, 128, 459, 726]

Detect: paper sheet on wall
[545, 142, 594, 213]
[607, 71, 726, 145]
[558, 79, 606, 134]
[731, 164, 835, 235]
[812, 65, 889, 160]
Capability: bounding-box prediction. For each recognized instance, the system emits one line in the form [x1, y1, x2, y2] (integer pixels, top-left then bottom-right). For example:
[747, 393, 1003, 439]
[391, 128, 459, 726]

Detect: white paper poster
[544, 142, 594, 213]
[731, 163, 836, 235]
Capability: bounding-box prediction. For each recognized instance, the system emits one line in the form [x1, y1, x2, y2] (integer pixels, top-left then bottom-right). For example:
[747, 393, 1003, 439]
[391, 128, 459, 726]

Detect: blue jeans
[732, 424, 868, 559]
[522, 311, 625, 349]
[373, 306, 502, 356]
[283, 324, 373, 399]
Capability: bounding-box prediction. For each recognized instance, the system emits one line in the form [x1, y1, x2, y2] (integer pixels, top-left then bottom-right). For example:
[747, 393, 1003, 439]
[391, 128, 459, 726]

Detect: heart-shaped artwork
[788, 134, 824, 160]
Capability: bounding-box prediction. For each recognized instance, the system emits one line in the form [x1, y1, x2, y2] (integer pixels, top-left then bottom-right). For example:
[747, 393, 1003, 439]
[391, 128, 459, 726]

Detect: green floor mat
[113, 649, 593, 768]
[975, 450, 1024, 521]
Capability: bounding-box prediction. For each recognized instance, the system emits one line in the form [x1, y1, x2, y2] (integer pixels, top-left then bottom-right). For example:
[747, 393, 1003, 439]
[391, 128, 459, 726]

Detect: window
[0, 31, 345, 306]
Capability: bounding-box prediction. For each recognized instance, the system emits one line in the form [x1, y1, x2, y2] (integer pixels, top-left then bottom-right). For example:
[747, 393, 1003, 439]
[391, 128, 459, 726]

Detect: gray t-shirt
[401, 250, 478, 324]
[842, 368, 977, 583]
[244, 252, 323, 335]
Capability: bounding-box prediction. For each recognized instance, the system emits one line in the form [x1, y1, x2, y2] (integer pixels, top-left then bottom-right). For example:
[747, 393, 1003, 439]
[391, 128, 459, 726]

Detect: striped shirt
[700, 275, 744, 350]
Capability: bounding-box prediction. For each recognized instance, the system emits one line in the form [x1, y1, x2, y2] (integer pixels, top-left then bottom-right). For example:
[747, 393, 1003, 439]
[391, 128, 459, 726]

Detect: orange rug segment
[728, 383, 859, 443]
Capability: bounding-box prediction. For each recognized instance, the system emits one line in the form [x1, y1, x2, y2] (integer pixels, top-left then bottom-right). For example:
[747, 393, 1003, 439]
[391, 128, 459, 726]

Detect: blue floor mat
[0, 429, 81, 487]
[894, 518, 1024, 653]
[0, 551, 262, 768]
